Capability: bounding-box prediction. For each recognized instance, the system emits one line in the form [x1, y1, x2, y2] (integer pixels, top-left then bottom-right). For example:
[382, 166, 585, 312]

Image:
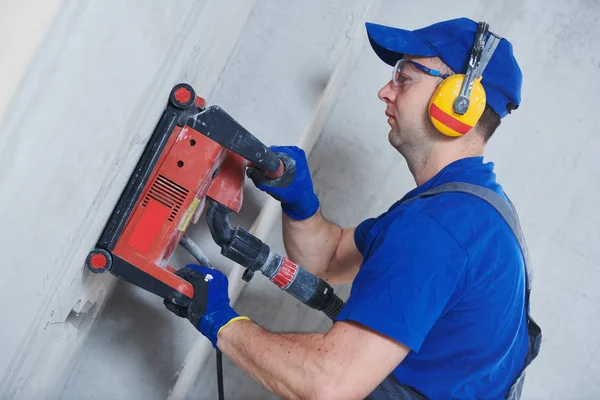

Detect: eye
[395, 72, 410, 85]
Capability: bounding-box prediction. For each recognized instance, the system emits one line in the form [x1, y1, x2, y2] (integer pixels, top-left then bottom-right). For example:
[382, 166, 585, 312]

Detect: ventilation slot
[142, 175, 190, 221]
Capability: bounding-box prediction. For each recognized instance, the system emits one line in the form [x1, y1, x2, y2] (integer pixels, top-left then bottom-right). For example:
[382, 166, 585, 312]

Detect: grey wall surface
[59, 0, 372, 399]
[2, 0, 599, 399]
[0, 0, 260, 397]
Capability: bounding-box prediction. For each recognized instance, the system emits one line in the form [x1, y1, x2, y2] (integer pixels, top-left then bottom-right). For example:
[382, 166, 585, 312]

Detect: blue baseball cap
[365, 17, 522, 118]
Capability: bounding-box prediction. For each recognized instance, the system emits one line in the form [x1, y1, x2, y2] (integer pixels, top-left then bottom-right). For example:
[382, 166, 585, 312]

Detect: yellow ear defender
[428, 22, 501, 137]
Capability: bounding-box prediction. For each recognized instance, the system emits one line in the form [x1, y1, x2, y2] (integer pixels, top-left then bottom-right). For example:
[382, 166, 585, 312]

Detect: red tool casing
[86, 84, 246, 303]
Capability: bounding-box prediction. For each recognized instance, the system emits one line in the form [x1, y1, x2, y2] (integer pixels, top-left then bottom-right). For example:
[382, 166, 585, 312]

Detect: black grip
[188, 106, 281, 174]
[260, 147, 284, 176]
[277, 263, 345, 321]
[320, 292, 345, 320]
[209, 218, 346, 320]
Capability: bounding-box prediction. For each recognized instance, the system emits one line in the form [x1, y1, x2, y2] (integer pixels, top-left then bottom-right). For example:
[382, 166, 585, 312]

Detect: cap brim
[366, 22, 437, 66]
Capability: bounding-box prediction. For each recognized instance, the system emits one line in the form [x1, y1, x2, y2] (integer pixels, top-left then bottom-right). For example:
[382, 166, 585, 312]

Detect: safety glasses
[392, 59, 450, 87]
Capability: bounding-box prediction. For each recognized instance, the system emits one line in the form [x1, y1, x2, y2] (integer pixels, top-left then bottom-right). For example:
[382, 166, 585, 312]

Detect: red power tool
[86, 84, 344, 319]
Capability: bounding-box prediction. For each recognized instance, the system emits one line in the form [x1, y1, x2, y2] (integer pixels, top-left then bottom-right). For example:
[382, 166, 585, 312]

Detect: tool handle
[258, 149, 285, 179]
[207, 202, 345, 320]
[268, 257, 345, 320]
[248, 159, 285, 179]
[189, 106, 284, 176]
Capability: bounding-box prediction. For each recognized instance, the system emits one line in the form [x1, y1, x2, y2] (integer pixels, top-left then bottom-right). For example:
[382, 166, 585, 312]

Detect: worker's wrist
[217, 316, 251, 344]
[281, 192, 320, 220]
[199, 307, 244, 349]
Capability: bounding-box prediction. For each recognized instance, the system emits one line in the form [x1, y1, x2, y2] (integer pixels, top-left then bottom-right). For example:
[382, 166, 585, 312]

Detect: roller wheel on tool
[85, 248, 112, 274]
[170, 83, 196, 110]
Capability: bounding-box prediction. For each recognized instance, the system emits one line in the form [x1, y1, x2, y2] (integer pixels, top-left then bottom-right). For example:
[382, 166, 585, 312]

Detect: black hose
[178, 231, 225, 399]
[322, 293, 345, 320]
[216, 350, 224, 400]
[206, 201, 234, 247]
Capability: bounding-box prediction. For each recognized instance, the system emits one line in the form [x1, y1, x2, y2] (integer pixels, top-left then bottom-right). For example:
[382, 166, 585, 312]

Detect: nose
[378, 80, 395, 104]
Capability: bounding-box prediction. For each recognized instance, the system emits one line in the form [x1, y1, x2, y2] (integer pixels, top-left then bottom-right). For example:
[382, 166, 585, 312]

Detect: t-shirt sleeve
[336, 210, 469, 352]
[354, 217, 377, 255]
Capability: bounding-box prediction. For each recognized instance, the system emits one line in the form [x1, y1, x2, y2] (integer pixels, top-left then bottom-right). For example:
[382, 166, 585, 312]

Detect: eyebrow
[406, 63, 421, 75]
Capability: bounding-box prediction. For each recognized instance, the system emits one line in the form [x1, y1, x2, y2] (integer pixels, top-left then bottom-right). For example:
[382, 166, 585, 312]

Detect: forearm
[217, 320, 339, 400]
[282, 209, 342, 278]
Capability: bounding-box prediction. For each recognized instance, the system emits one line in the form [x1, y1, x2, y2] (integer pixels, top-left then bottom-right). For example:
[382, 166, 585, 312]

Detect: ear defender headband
[428, 22, 501, 137]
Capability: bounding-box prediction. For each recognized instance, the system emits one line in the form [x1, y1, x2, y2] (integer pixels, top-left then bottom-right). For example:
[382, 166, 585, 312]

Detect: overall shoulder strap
[403, 182, 541, 365]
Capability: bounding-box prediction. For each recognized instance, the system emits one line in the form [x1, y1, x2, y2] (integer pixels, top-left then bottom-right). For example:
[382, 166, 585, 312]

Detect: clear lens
[392, 59, 418, 87]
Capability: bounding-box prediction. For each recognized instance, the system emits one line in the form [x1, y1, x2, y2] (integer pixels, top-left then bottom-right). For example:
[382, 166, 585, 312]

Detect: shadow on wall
[297, 69, 331, 111]
[61, 181, 272, 399]
[310, 127, 396, 225]
[62, 281, 190, 399]
[102, 284, 181, 382]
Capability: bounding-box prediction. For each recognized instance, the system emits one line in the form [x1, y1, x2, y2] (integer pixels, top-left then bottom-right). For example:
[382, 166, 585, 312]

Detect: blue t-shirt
[335, 157, 529, 399]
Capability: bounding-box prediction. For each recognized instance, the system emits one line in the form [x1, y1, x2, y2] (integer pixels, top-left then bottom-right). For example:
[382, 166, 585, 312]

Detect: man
[167, 17, 539, 399]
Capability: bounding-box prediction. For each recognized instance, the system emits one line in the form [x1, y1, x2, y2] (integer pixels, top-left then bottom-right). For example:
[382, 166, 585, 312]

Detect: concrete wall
[0, 0, 373, 398]
[0, 0, 260, 397]
[59, 0, 375, 398]
[2, 0, 600, 399]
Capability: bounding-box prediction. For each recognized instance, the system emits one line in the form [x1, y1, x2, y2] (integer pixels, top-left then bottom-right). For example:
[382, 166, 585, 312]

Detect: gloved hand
[164, 264, 249, 348]
[246, 145, 320, 220]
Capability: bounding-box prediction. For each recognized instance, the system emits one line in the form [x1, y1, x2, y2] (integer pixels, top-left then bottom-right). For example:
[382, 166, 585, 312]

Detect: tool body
[205, 201, 344, 319]
[86, 84, 344, 319]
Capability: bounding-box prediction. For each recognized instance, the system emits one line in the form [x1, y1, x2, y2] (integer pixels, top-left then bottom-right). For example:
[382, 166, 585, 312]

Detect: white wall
[0, 0, 260, 397]
[2, 0, 599, 399]
[54, 0, 374, 399]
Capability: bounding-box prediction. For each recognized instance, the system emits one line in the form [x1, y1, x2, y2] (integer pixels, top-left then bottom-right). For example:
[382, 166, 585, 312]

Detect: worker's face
[378, 56, 442, 157]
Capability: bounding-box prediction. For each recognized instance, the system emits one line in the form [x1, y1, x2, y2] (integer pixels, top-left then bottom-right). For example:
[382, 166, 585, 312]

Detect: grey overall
[366, 183, 542, 400]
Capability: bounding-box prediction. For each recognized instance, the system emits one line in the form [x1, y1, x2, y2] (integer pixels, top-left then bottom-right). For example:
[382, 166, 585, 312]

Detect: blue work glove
[246, 145, 320, 220]
[164, 264, 249, 348]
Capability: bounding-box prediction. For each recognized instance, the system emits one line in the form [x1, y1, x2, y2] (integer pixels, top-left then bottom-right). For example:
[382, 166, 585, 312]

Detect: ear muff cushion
[429, 75, 486, 137]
